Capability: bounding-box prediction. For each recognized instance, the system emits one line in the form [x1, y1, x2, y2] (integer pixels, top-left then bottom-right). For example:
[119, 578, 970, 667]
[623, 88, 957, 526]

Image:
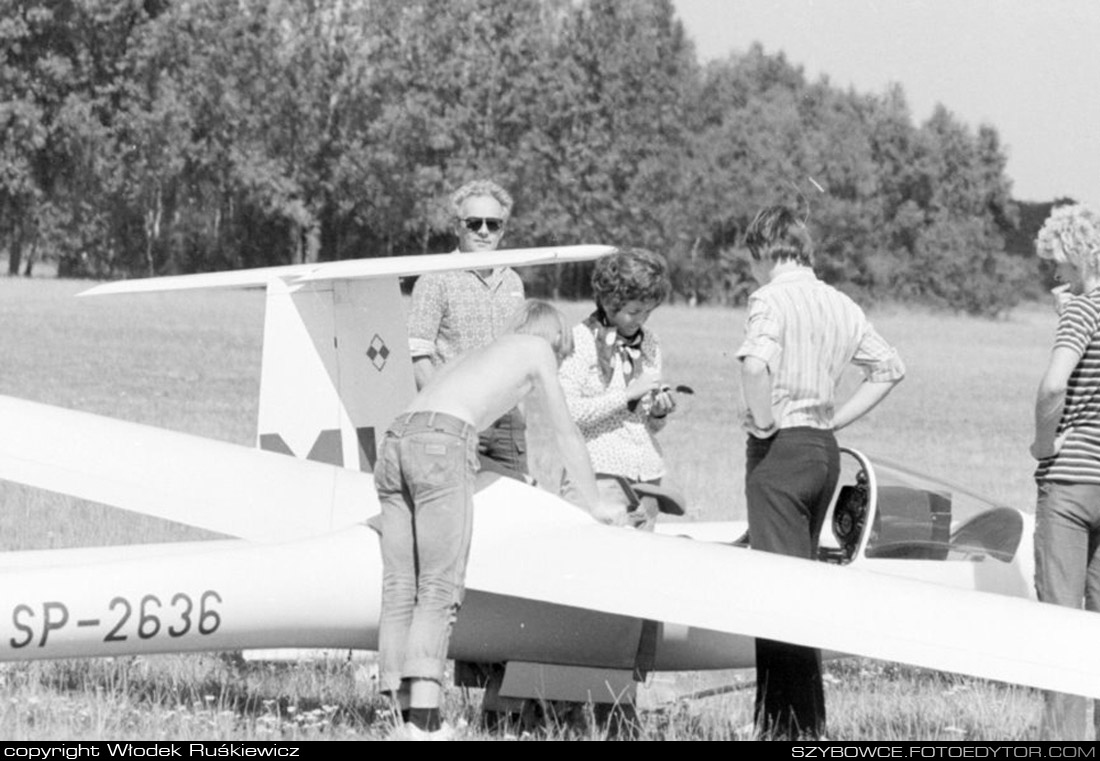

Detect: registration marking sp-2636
[9, 590, 223, 649]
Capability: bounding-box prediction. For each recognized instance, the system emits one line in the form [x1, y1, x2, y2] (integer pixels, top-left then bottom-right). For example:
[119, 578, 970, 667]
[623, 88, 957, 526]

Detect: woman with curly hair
[558, 248, 674, 528]
[1032, 203, 1100, 740]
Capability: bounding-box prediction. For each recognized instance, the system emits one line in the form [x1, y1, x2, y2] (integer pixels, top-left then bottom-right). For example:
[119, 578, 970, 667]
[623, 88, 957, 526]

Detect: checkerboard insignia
[366, 334, 390, 371]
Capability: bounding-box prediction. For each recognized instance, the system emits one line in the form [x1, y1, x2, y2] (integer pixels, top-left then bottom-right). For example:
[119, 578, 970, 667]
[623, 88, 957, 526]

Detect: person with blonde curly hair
[1031, 203, 1100, 740]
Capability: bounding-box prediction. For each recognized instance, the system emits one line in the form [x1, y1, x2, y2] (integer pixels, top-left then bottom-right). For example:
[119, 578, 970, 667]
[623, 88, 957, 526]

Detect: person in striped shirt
[1031, 203, 1100, 740]
[736, 205, 905, 740]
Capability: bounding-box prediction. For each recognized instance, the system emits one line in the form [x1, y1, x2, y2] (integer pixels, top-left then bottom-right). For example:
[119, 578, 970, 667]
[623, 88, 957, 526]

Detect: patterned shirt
[558, 322, 666, 480]
[1035, 289, 1100, 485]
[735, 268, 905, 430]
[407, 261, 525, 364]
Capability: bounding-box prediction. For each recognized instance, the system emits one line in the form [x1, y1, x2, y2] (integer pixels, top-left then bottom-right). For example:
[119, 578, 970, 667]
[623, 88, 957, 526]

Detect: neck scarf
[583, 309, 645, 387]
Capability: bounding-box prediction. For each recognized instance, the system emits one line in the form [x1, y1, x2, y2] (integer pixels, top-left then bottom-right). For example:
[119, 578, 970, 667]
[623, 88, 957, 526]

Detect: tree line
[0, 0, 1063, 314]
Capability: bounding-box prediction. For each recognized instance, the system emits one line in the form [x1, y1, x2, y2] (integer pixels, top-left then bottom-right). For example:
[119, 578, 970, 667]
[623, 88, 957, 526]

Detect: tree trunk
[145, 186, 163, 277]
[7, 222, 23, 276]
[22, 234, 38, 277]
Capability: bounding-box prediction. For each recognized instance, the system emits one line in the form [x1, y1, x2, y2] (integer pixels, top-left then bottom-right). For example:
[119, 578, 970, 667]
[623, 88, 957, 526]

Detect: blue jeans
[1034, 480, 1100, 740]
[375, 411, 478, 693]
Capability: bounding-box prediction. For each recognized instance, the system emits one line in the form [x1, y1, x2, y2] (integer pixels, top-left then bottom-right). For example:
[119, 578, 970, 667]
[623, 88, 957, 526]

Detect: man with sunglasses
[408, 180, 527, 476]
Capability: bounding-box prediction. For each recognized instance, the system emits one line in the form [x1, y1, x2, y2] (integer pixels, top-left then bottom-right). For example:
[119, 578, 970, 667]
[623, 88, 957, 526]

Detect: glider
[0, 246, 1090, 708]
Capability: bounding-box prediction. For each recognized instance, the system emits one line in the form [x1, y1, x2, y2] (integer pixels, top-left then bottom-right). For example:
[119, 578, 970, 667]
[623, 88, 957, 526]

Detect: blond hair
[507, 300, 574, 361]
[1036, 204, 1100, 278]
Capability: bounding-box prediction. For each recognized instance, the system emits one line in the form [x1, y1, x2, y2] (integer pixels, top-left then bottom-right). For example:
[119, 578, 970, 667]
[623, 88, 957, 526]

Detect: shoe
[388, 721, 456, 741]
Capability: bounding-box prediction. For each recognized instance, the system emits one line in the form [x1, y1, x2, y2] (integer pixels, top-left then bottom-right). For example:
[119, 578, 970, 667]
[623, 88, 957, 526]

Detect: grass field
[0, 276, 1063, 740]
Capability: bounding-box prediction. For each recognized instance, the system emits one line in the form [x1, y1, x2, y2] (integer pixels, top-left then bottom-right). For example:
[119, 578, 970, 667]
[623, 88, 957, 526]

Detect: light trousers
[1034, 480, 1100, 740]
[375, 411, 478, 693]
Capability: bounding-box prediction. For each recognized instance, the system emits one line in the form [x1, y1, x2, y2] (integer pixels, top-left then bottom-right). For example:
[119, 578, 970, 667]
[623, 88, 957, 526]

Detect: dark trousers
[477, 406, 527, 476]
[745, 427, 839, 739]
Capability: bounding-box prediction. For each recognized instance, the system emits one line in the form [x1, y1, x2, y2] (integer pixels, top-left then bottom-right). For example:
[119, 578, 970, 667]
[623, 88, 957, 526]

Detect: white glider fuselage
[0, 523, 756, 672]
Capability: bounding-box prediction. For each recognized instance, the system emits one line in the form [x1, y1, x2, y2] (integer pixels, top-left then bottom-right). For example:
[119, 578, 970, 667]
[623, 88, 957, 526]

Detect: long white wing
[78, 245, 614, 296]
[0, 395, 372, 540]
[5, 394, 1100, 698]
[467, 476, 1100, 700]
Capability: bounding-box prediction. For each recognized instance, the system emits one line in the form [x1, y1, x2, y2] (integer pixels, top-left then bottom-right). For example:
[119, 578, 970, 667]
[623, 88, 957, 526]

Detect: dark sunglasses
[462, 217, 504, 233]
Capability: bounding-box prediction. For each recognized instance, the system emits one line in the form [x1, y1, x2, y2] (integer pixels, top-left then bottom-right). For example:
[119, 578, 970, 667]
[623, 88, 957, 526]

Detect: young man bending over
[375, 300, 603, 740]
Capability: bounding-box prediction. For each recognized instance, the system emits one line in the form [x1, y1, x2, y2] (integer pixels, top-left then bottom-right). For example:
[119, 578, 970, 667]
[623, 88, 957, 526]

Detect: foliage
[0, 0, 1046, 313]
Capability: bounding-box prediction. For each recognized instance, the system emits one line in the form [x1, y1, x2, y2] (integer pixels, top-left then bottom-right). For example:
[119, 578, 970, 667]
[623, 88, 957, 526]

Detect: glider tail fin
[256, 277, 416, 473]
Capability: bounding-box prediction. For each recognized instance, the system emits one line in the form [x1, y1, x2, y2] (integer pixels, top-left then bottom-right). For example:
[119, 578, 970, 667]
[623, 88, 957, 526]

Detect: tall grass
[0, 277, 1060, 739]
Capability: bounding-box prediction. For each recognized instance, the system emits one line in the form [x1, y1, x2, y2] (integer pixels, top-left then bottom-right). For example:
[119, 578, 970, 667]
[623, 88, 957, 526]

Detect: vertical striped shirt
[1035, 289, 1100, 485]
[736, 269, 905, 430]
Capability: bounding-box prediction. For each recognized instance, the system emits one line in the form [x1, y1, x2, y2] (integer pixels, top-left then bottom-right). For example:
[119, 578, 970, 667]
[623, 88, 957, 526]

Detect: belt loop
[426, 411, 437, 429]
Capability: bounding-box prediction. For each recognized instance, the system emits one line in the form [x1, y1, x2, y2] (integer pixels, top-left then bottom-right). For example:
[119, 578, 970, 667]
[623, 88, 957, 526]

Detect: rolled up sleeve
[735, 296, 783, 372]
[408, 275, 443, 359]
[852, 324, 906, 382]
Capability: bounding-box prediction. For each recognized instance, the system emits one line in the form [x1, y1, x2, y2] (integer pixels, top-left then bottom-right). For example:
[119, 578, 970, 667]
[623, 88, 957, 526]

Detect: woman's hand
[625, 369, 663, 402]
[591, 500, 630, 526]
[649, 385, 677, 418]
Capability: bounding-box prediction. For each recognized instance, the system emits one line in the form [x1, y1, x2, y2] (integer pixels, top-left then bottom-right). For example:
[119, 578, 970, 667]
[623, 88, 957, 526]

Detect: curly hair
[590, 248, 671, 313]
[450, 179, 514, 220]
[507, 300, 574, 361]
[1036, 204, 1100, 276]
[744, 205, 813, 266]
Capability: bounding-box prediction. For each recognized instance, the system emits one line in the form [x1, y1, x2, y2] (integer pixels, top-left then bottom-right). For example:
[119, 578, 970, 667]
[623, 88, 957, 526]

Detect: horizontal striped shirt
[1035, 289, 1100, 485]
[736, 269, 905, 430]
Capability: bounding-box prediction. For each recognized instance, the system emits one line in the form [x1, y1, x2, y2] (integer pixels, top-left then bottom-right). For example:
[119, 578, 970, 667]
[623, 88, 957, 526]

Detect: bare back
[407, 334, 554, 432]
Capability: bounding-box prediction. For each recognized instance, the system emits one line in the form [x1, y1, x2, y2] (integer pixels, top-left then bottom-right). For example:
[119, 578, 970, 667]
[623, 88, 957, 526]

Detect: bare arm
[407, 274, 443, 390]
[837, 323, 906, 431]
[741, 356, 775, 434]
[532, 347, 601, 513]
[833, 378, 902, 431]
[412, 356, 434, 391]
[1031, 346, 1079, 459]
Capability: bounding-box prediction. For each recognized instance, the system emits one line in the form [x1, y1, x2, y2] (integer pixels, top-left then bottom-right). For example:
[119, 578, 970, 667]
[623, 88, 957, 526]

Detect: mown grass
[0, 276, 1060, 739]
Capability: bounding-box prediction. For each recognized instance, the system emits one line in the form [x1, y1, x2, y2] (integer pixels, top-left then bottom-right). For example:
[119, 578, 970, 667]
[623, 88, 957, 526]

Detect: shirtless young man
[375, 300, 602, 740]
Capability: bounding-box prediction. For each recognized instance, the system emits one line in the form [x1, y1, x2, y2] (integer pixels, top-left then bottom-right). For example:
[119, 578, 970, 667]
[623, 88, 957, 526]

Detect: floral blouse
[558, 322, 666, 481]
